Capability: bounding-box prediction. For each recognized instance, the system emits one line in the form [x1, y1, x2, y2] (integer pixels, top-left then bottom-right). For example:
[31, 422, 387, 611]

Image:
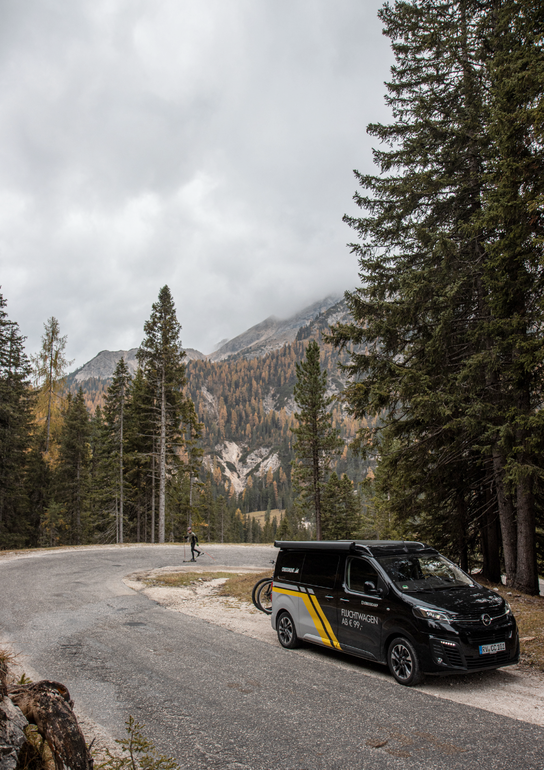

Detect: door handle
[340, 598, 350, 603]
[325, 595, 334, 600]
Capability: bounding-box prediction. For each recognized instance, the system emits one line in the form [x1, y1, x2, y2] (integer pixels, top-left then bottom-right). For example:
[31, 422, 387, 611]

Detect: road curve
[1, 544, 543, 770]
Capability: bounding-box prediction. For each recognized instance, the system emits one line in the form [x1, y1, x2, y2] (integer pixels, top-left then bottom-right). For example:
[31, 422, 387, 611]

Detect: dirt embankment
[125, 565, 544, 729]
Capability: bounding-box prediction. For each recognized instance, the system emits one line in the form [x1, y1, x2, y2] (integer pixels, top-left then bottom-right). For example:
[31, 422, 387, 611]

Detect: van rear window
[276, 551, 305, 580]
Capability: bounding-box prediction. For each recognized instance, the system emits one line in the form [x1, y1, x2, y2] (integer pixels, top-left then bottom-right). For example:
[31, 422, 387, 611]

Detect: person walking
[186, 526, 202, 561]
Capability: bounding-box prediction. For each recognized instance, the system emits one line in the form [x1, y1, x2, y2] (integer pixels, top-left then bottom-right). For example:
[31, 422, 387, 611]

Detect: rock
[0, 696, 28, 770]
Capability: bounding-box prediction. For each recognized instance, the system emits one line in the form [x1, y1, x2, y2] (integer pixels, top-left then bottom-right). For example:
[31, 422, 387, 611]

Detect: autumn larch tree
[32, 317, 72, 458]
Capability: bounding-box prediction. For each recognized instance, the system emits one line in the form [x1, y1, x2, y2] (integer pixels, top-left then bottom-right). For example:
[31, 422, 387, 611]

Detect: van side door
[297, 551, 342, 651]
[337, 556, 387, 660]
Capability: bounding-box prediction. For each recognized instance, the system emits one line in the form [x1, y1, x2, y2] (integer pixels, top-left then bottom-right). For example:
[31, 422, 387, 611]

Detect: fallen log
[8, 681, 92, 770]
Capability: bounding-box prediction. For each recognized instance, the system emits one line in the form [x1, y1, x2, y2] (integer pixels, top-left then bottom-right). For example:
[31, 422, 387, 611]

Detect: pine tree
[321, 473, 361, 540]
[125, 368, 155, 542]
[104, 358, 132, 543]
[476, 0, 544, 590]
[137, 286, 189, 543]
[291, 340, 342, 539]
[330, 0, 544, 592]
[55, 389, 91, 544]
[32, 317, 72, 458]
[88, 406, 117, 542]
[0, 292, 34, 547]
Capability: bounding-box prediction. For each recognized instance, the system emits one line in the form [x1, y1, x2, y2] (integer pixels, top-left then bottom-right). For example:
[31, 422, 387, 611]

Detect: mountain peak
[69, 294, 347, 381]
[208, 295, 343, 362]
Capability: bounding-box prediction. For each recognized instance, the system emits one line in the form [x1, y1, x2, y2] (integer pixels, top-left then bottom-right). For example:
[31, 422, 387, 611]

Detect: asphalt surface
[1, 544, 543, 770]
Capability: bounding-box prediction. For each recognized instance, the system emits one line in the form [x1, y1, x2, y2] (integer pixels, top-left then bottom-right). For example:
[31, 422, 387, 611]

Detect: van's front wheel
[277, 611, 300, 649]
[387, 637, 423, 686]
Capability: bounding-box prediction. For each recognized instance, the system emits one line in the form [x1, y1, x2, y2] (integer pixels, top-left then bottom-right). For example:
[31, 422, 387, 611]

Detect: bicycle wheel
[255, 578, 273, 614]
[251, 577, 273, 614]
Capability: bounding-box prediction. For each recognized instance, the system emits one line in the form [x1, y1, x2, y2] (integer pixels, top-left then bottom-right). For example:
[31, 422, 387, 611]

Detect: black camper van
[271, 540, 519, 686]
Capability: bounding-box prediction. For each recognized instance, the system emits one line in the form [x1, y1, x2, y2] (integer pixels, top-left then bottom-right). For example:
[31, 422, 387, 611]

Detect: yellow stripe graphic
[307, 593, 342, 650]
[273, 587, 341, 650]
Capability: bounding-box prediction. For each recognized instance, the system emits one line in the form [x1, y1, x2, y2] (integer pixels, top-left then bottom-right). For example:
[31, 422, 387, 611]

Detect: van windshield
[376, 554, 474, 592]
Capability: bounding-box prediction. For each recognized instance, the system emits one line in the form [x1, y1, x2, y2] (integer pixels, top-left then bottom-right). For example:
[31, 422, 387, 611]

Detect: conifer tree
[32, 317, 72, 458]
[477, 0, 544, 591]
[88, 405, 117, 542]
[321, 473, 361, 540]
[331, 0, 543, 592]
[137, 286, 189, 543]
[55, 389, 91, 544]
[125, 368, 155, 542]
[291, 340, 342, 539]
[104, 358, 132, 543]
[0, 292, 34, 547]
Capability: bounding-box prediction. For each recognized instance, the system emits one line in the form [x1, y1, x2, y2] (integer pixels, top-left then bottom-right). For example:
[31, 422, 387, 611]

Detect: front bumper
[420, 618, 519, 674]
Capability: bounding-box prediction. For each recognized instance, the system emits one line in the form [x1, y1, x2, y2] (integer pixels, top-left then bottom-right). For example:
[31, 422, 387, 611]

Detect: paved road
[1, 545, 543, 770]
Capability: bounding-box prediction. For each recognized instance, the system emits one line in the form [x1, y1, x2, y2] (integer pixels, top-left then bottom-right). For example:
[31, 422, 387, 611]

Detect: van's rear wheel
[387, 637, 423, 686]
[277, 611, 300, 649]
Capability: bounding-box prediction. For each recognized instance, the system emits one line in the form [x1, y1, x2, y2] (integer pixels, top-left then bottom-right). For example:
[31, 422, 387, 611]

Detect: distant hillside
[68, 295, 371, 512]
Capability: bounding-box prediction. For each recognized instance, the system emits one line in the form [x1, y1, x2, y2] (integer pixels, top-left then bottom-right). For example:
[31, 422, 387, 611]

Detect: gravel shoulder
[125, 565, 544, 729]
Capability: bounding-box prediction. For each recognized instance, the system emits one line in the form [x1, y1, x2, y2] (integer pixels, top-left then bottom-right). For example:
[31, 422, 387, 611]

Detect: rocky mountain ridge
[70, 294, 345, 381]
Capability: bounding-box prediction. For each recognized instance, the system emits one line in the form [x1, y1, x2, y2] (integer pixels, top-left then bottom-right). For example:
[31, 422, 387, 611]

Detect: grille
[466, 632, 507, 646]
[453, 607, 506, 623]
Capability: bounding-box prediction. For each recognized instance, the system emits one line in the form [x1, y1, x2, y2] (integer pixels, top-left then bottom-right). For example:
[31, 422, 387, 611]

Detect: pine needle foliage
[330, 0, 544, 591]
[291, 340, 342, 539]
[97, 716, 179, 770]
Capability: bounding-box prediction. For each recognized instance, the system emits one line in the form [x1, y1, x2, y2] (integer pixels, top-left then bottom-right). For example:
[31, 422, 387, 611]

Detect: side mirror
[364, 581, 383, 596]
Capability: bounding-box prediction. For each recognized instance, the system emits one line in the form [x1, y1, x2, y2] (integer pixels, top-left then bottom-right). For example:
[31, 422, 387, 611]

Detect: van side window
[276, 551, 305, 581]
[300, 552, 339, 589]
[347, 558, 379, 593]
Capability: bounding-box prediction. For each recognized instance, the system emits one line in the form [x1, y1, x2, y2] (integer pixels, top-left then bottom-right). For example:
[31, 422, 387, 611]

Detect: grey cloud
[0, 0, 393, 368]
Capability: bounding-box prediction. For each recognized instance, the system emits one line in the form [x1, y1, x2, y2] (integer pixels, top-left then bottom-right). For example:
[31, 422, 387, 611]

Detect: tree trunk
[515, 472, 538, 594]
[8, 681, 92, 770]
[492, 448, 517, 584]
[119, 388, 124, 544]
[159, 372, 166, 543]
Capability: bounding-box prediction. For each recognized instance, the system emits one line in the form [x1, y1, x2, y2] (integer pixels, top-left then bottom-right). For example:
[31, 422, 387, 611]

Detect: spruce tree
[291, 340, 342, 539]
[104, 358, 132, 543]
[125, 368, 156, 542]
[321, 473, 361, 541]
[331, 0, 543, 592]
[137, 286, 189, 543]
[477, 0, 544, 590]
[88, 405, 117, 542]
[55, 389, 91, 544]
[0, 292, 34, 547]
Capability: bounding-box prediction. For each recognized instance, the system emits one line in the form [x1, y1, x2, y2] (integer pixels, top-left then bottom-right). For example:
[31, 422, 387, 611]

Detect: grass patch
[143, 572, 235, 588]
[216, 571, 271, 602]
[143, 570, 272, 604]
[478, 579, 544, 672]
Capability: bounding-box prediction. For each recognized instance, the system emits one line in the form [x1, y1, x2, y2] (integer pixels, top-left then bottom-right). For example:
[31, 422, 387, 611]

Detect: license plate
[479, 642, 506, 655]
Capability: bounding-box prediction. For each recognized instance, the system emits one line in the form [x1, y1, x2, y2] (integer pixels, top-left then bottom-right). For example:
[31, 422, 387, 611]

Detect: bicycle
[251, 576, 273, 614]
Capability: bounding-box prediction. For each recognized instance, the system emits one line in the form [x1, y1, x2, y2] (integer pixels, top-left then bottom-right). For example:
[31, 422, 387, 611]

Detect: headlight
[413, 606, 452, 622]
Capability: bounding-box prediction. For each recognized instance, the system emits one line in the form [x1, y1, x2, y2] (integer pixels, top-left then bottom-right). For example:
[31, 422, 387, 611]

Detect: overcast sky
[0, 0, 393, 370]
